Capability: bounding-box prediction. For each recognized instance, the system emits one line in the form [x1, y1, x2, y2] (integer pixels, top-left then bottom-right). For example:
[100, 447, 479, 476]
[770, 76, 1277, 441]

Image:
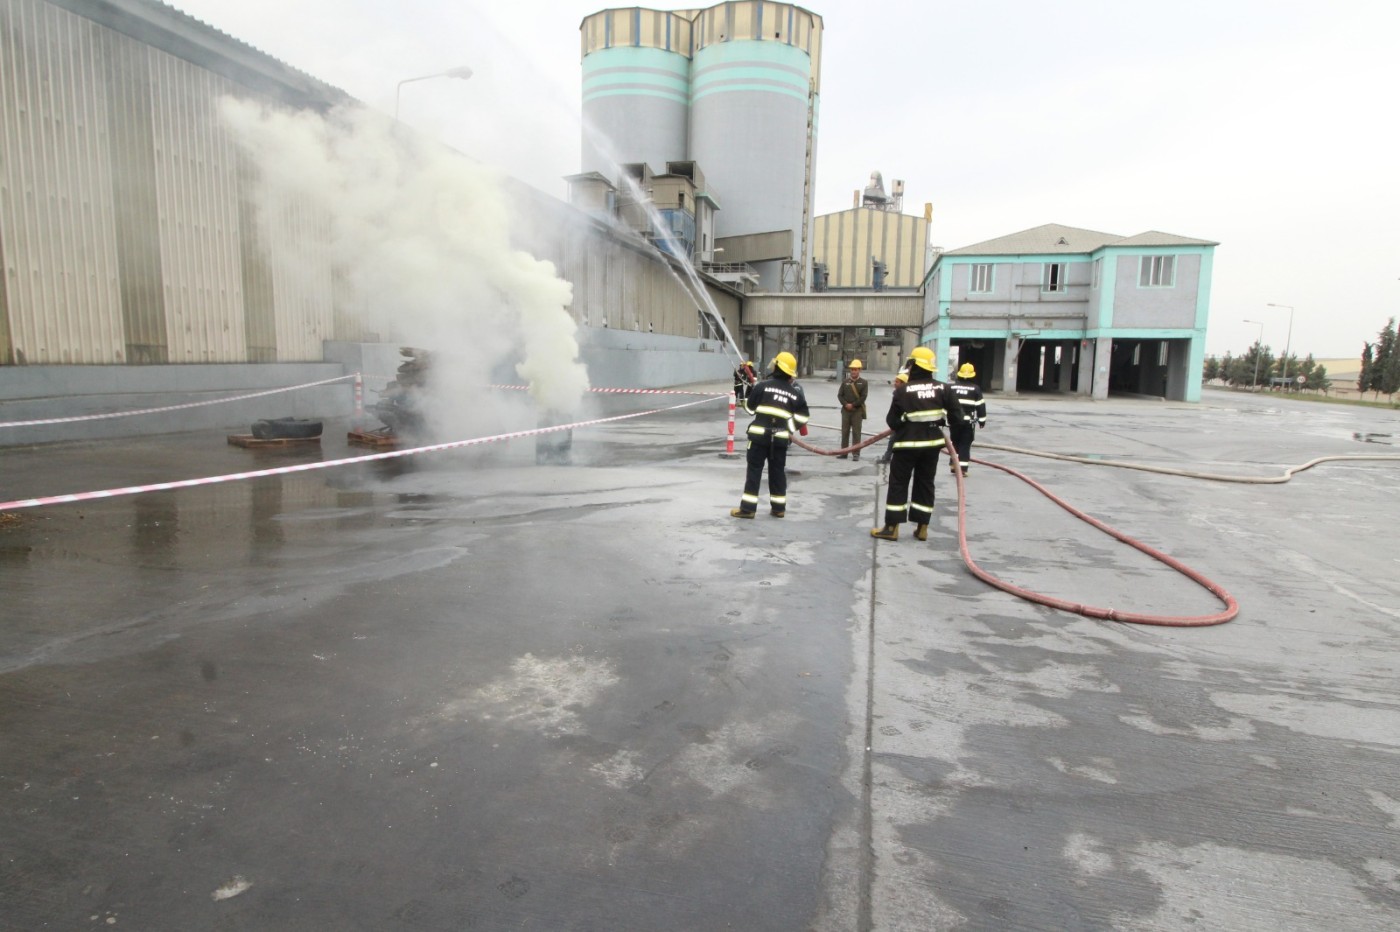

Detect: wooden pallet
[347, 428, 399, 449]
[227, 433, 322, 448]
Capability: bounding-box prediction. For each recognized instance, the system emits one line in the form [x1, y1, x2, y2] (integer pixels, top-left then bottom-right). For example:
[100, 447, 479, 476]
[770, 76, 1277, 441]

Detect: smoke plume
[218, 98, 591, 436]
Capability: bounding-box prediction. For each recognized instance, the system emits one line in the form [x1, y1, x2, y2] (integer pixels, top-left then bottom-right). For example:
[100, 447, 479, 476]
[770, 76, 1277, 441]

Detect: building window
[1139, 255, 1175, 287]
[969, 263, 993, 293]
[1042, 263, 1066, 293]
[1158, 342, 1169, 366]
[1092, 258, 1102, 288]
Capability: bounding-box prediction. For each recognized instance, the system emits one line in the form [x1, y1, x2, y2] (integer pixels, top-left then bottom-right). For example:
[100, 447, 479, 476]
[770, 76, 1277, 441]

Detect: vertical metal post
[725, 392, 737, 456]
[353, 372, 364, 428]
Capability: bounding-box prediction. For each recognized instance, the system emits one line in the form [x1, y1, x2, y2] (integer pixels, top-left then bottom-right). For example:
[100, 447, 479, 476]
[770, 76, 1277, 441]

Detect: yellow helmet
[773, 351, 797, 377]
[848, 359, 863, 369]
[909, 346, 936, 372]
[895, 371, 909, 384]
[957, 363, 976, 378]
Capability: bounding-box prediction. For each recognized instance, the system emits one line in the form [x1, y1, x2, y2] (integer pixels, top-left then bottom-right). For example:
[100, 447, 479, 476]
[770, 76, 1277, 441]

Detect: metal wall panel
[101, 26, 168, 362]
[1, 0, 348, 366]
[743, 293, 922, 327]
[267, 198, 335, 361]
[0, 0, 124, 364]
[148, 52, 246, 362]
[812, 208, 928, 288]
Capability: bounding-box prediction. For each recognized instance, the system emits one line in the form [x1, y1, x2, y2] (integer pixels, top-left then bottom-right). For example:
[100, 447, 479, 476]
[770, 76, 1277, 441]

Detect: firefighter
[876, 364, 910, 465]
[836, 359, 869, 460]
[731, 351, 810, 519]
[871, 346, 954, 542]
[733, 360, 758, 405]
[947, 362, 987, 476]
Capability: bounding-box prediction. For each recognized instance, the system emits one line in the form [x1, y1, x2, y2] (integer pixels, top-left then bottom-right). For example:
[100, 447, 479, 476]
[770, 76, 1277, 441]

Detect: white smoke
[217, 98, 591, 437]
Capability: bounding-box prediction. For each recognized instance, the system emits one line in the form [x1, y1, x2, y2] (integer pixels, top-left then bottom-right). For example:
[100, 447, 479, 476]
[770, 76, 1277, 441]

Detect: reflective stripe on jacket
[885, 377, 952, 449]
[744, 377, 810, 441]
[950, 381, 987, 426]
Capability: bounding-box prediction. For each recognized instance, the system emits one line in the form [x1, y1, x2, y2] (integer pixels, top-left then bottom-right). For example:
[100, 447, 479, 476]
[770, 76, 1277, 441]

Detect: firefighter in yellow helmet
[947, 362, 987, 477]
[731, 351, 810, 519]
[733, 359, 758, 404]
[836, 358, 869, 460]
[871, 346, 954, 541]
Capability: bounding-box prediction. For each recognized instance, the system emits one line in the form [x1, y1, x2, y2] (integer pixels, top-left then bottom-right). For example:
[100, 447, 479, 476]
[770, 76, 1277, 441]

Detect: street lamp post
[394, 65, 474, 121]
[1266, 303, 1295, 388]
[1243, 319, 1264, 390]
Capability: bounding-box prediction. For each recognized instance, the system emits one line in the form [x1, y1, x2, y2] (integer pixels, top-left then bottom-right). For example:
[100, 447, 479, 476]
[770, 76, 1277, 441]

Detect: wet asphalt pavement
[2, 384, 1399, 930]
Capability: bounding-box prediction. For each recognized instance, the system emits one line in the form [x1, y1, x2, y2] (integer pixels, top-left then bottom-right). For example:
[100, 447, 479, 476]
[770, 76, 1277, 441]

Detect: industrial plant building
[925, 224, 1217, 402]
[0, 0, 1220, 443]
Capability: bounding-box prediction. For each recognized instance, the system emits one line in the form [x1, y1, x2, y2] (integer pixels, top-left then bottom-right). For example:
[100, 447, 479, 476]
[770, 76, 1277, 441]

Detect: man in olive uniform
[730, 351, 810, 519]
[836, 359, 869, 460]
[947, 362, 987, 476]
[871, 347, 955, 542]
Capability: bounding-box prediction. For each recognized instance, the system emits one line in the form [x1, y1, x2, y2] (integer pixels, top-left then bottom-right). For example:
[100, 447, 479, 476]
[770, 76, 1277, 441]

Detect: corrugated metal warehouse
[0, 0, 743, 441]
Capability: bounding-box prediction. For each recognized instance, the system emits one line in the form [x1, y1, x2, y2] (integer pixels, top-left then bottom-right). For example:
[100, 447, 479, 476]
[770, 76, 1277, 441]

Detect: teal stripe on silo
[583, 86, 690, 105]
[691, 40, 811, 102]
[583, 46, 691, 103]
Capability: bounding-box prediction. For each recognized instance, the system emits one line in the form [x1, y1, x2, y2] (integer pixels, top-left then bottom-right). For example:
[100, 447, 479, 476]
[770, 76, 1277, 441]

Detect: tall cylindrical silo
[688, 2, 822, 290]
[579, 8, 693, 178]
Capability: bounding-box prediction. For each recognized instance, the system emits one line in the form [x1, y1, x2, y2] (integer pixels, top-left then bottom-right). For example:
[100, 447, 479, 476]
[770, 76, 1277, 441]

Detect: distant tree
[1217, 352, 1233, 384]
[1202, 356, 1220, 381]
[1272, 351, 1300, 385]
[1294, 355, 1330, 393]
[1359, 342, 1374, 394]
[1373, 319, 1398, 399]
[1234, 342, 1272, 388]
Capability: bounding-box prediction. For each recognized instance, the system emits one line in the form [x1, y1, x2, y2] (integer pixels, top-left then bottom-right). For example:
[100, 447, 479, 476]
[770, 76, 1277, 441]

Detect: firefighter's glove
[799, 425, 809, 436]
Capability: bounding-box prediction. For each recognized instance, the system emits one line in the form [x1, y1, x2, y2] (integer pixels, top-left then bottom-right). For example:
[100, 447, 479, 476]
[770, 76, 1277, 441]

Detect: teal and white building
[580, 3, 823, 291]
[923, 224, 1217, 402]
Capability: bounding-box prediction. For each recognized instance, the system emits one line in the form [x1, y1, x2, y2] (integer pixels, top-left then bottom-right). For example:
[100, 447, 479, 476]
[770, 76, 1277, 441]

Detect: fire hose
[792, 426, 1239, 627]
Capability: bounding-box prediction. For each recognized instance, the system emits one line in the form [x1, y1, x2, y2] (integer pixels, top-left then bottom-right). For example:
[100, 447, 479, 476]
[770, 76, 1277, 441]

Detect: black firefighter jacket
[745, 378, 811, 442]
[885, 376, 954, 450]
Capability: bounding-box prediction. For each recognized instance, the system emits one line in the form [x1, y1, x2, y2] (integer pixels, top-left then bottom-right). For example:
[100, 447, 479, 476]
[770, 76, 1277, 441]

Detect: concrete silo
[688, 3, 822, 291]
[579, 8, 694, 180]
[579, 3, 823, 291]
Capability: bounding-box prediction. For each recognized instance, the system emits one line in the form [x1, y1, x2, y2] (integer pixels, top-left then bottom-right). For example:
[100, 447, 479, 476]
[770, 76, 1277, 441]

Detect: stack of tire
[372, 347, 431, 436]
[251, 417, 323, 440]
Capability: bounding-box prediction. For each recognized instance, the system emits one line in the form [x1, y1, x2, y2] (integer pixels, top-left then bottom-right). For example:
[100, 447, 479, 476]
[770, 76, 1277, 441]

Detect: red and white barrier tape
[487, 384, 716, 396]
[0, 374, 358, 429]
[0, 394, 728, 511]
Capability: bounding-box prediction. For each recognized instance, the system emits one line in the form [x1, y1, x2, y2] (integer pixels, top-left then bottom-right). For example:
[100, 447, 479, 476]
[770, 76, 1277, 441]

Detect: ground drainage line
[854, 462, 887, 932]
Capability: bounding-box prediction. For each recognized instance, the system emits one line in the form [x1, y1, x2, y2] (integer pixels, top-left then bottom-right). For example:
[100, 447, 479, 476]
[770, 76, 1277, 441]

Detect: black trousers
[739, 437, 789, 513]
[951, 424, 974, 471]
[884, 447, 938, 525]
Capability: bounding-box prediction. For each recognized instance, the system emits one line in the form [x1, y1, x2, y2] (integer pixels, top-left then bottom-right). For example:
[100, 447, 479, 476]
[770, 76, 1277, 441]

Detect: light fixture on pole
[1266, 303, 1295, 386]
[394, 65, 474, 121]
[1243, 319, 1264, 390]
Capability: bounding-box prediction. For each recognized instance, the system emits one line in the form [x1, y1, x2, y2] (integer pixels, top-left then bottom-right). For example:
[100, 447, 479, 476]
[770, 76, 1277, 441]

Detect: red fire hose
[793, 428, 1239, 627]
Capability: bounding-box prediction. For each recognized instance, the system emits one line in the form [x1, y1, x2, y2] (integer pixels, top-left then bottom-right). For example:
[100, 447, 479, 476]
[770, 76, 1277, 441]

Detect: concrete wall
[577, 328, 732, 388]
[1109, 252, 1202, 329]
[0, 362, 351, 446]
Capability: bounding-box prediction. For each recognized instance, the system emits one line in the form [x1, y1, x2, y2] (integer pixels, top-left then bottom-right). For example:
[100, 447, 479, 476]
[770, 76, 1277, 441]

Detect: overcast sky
[168, 0, 1398, 361]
